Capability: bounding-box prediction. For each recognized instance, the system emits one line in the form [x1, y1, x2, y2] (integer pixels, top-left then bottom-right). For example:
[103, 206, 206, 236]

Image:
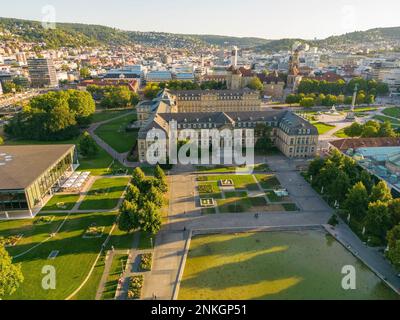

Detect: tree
[387, 225, 400, 268]
[146, 186, 165, 208]
[307, 157, 325, 180]
[132, 167, 146, 190]
[0, 243, 24, 298]
[299, 97, 315, 107]
[328, 171, 351, 204]
[365, 201, 392, 242]
[144, 83, 160, 100]
[360, 170, 373, 193]
[100, 86, 133, 109]
[154, 165, 168, 193]
[80, 67, 91, 79]
[118, 200, 139, 233]
[138, 201, 162, 235]
[285, 94, 299, 105]
[388, 199, 400, 226]
[378, 121, 397, 138]
[125, 184, 141, 204]
[67, 90, 96, 125]
[247, 77, 264, 91]
[0, 136, 3, 145]
[344, 182, 369, 221]
[78, 132, 99, 157]
[344, 122, 363, 137]
[370, 181, 393, 203]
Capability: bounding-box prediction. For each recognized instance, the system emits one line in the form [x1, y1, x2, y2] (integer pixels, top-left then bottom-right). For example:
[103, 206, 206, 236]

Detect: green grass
[311, 122, 336, 135]
[225, 191, 248, 199]
[101, 254, 128, 300]
[217, 198, 252, 213]
[198, 181, 220, 194]
[79, 177, 129, 210]
[95, 113, 138, 153]
[179, 231, 399, 300]
[71, 229, 136, 300]
[91, 109, 133, 124]
[374, 115, 400, 127]
[255, 175, 281, 190]
[382, 107, 400, 119]
[196, 164, 269, 174]
[1, 210, 121, 300]
[202, 175, 258, 191]
[41, 194, 80, 211]
[334, 128, 350, 138]
[138, 232, 154, 250]
[249, 197, 268, 207]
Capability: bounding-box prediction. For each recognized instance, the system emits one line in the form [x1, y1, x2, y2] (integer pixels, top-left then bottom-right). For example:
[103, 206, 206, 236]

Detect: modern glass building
[0, 145, 78, 219]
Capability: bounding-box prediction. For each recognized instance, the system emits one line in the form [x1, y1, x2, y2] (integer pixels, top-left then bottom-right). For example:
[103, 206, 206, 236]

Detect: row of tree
[143, 80, 229, 100]
[87, 85, 140, 109]
[5, 90, 95, 141]
[286, 92, 375, 107]
[118, 166, 168, 236]
[344, 120, 398, 138]
[306, 151, 400, 267]
[298, 78, 389, 96]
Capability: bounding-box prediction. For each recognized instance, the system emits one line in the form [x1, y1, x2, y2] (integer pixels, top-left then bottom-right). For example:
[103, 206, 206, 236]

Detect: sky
[1, 0, 400, 40]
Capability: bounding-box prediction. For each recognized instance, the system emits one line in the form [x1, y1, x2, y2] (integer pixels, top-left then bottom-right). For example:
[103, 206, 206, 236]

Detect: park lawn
[201, 207, 217, 215]
[91, 109, 133, 123]
[71, 228, 137, 300]
[217, 197, 252, 213]
[334, 128, 350, 138]
[41, 194, 80, 211]
[3, 210, 120, 300]
[255, 174, 281, 190]
[179, 231, 399, 300]
[202, 175, 258, 190]
[138, 232, 155, 250]
[101, 254, 129, 300]
[79, 177, 129, 211]
[312, 122, 335, 135]
[374, 115, 400, 127]
[196, 164, 269, 174]
[382, 107, 400, 119]
[95, 113, 138, 153]
[225, 191, 248, 199]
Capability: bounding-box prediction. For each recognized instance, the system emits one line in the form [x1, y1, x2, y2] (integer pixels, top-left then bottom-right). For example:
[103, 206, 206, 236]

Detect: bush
[140, 253, 153, 271]
[128, 275, 144, 300]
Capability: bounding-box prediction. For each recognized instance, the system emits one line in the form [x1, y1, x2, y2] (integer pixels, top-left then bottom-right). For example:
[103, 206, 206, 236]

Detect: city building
[146, 70, 173, 83]
[175, 89, 261, 113]
[137, 110, 319, 163]
[27, 58, 58, 88]
[0, 145, 79, 219]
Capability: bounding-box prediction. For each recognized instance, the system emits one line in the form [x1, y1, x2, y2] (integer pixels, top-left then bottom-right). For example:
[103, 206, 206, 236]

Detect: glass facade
[0, 149, 75, 212]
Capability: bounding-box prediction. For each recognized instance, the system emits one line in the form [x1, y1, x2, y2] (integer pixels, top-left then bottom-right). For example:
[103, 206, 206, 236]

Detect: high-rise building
[231, 46, 238, 68]
[27, 58, 58, 88]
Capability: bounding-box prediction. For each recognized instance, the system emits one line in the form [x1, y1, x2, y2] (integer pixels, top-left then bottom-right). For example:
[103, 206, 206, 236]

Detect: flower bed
[128, 275, 144, 300]
[140, 253, 153, 271]
[1, 234, 23, 247]
[34, 216, 55, 225]
[198, 184, 214, 194]
[200, 198, 215, 207]
[83, 223, 105, 238]
[220, 179, 234, 187]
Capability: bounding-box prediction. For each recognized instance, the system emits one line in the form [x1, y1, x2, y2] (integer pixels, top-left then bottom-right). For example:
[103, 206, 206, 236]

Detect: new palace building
[0, 145, 78, 219]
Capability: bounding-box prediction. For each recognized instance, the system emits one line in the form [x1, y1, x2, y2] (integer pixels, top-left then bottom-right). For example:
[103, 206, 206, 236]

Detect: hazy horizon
[1, 0, 400, 40]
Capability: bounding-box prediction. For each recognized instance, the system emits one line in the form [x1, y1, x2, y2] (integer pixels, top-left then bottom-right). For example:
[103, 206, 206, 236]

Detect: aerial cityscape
[1, 0, 400, 308]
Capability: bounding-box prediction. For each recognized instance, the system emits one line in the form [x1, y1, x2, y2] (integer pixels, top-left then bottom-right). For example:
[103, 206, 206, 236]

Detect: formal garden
[197, 173, 299, 214]
[179, 230, 399, 300]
